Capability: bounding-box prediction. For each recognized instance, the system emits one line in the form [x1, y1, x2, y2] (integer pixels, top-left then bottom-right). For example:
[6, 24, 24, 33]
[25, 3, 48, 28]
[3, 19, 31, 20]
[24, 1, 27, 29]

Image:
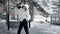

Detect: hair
[17, 6, 21, 9]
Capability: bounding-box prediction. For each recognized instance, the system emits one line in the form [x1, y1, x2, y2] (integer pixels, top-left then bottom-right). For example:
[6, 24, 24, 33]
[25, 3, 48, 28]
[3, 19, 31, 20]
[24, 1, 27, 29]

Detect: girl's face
[22, 6, 27, 10]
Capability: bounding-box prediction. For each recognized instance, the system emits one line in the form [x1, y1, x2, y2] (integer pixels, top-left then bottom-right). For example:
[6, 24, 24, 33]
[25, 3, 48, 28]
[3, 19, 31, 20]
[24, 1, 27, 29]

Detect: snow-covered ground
[0, 20, 60, 34]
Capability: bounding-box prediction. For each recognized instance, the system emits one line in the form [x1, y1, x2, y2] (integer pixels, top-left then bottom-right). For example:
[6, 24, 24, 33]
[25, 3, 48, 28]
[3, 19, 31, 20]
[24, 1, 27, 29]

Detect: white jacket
[16, 8, 31, 22]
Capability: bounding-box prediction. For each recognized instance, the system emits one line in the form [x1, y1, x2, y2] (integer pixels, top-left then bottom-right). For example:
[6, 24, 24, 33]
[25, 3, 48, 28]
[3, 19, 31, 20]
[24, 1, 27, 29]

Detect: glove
[17, 6, 21, 9]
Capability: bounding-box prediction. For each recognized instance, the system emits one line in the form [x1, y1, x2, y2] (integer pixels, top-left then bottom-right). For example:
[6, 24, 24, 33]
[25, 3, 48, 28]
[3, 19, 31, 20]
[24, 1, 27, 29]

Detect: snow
[0, 19, 6, 22]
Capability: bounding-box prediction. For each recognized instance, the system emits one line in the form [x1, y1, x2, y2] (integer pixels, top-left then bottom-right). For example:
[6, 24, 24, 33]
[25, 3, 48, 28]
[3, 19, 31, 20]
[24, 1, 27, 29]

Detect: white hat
[24, 4, 29, 9]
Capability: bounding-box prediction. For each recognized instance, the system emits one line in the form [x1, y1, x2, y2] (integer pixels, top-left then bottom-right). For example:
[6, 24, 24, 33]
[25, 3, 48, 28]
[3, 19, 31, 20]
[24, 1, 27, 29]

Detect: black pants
[17, 19, 29, 34]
